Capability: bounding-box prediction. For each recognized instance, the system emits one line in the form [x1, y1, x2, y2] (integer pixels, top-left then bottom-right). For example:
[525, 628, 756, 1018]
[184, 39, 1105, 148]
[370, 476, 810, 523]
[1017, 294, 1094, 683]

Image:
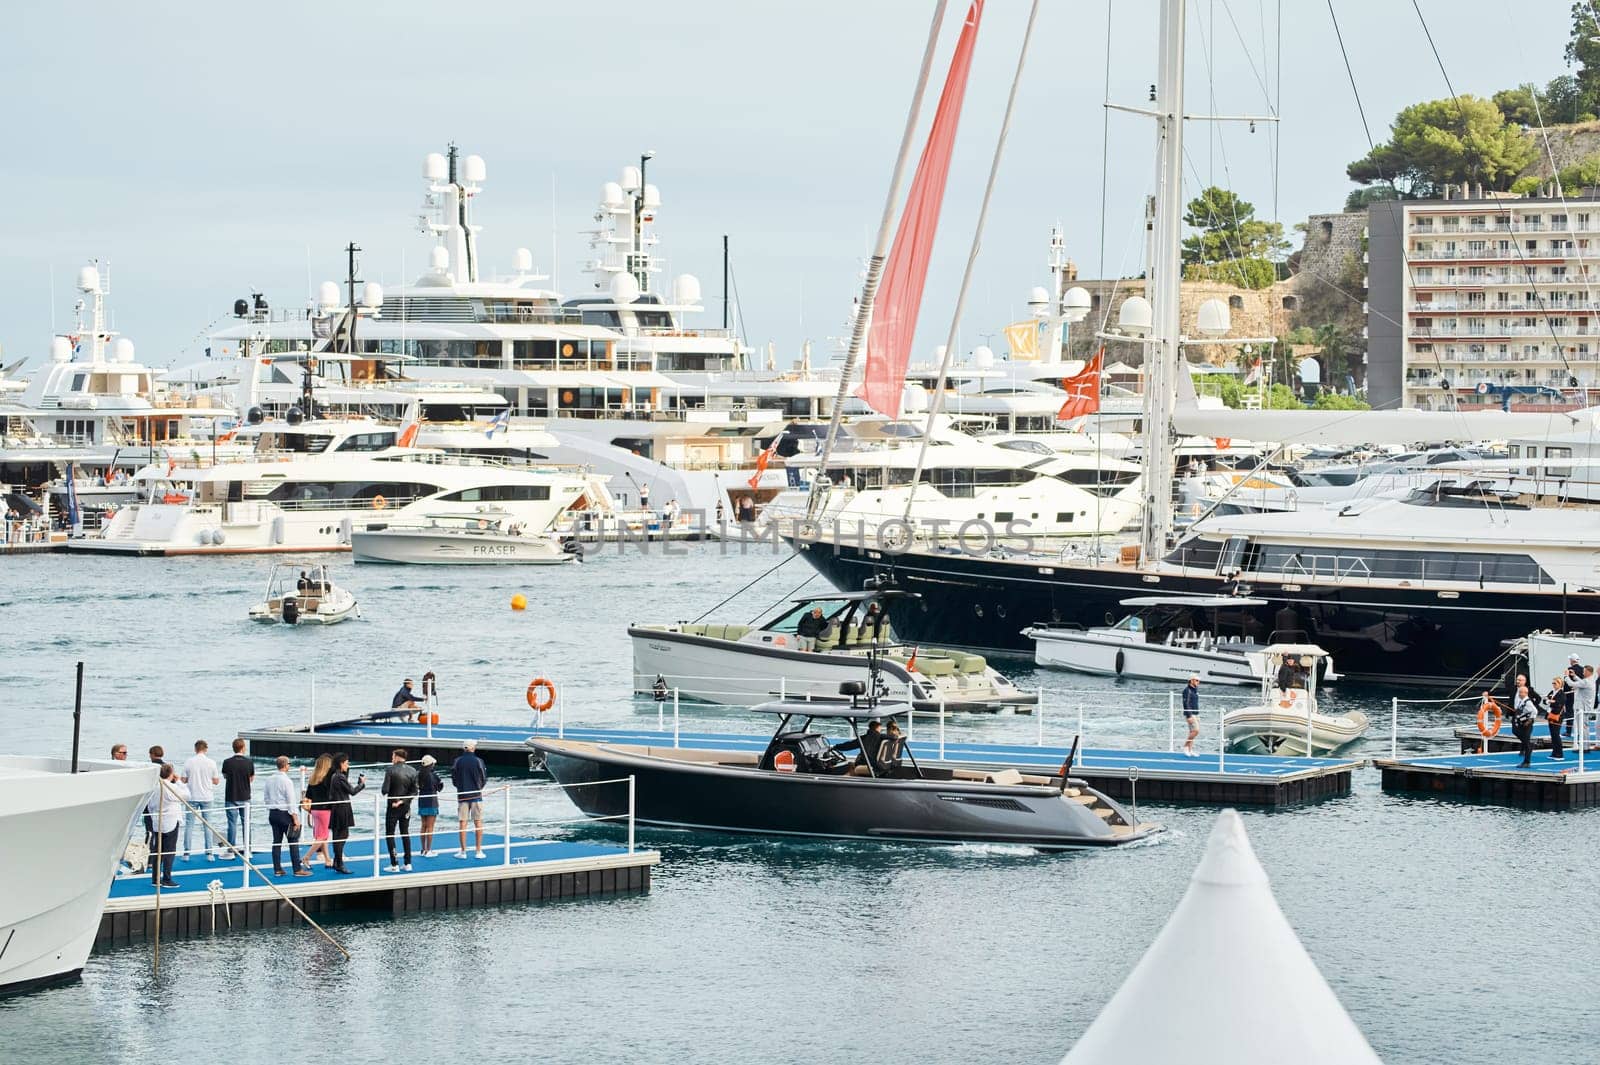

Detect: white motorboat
[0, 754, 158, 994]
[352, 510, 579, 565]
[1223, 645, 1368, 756]
[1024, 596, 1278, 686]
[248, 563, 360, 624]
[630, 589, 1036, 713]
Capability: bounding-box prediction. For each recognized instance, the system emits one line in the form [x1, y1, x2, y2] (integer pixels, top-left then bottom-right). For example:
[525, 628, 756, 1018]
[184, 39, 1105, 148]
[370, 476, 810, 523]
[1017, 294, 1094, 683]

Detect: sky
[0, 1, 1576, 373]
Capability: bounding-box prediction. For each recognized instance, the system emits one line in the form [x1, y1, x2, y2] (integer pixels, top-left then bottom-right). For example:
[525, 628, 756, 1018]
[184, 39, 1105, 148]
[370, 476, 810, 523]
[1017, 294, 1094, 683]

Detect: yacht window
[1545, 446, 1573, 478]
[1164, 537, 1224, 570]
[1056, 512, 1074, 523]
[766, 599, 849, 633]
[71, 373, 87, 392]
[263, 480, 441, 506]
[1249, 544, 1549, 585]
[335, 432, 397, 452]
[438, 484, 552, 503]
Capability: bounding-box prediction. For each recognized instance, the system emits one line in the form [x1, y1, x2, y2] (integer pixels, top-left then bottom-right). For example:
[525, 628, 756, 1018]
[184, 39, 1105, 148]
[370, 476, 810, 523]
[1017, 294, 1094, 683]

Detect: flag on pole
[1055, 348, 1104, 422]
[1003, 320, 1040, 360]
[859, 0, 985, 418]
[748, 435, 783, 491]
[1243, 358, 1263, 386]
[397, 421, 420, 448]
[483, 408, 511, 439]
[906, 646, 919, 673]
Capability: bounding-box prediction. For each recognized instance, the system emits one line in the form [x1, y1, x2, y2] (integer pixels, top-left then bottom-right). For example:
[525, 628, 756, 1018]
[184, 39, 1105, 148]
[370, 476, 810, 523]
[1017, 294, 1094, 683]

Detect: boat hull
[351, 530, 574, 565]
[628, 627, 1036, 713]
[788, 537, 1600, 686]
[529, 739, 1151, 849]
[0, 757, 158, 995]
[1026, 628, 1259, 686]
[1222, 709, 1371, 757]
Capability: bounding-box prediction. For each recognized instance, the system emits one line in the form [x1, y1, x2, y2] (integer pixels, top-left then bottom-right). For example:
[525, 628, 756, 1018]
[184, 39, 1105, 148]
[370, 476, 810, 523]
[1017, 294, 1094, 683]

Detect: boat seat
[986, 769, 1023, 785]
[815, 628, 840, 651]
[1070, 794, 1098, 805]
[722, 625, 751, 640]
[954, 654, 987, 674]
[915, 658, 957, 677]
[699, 624, 723, 640]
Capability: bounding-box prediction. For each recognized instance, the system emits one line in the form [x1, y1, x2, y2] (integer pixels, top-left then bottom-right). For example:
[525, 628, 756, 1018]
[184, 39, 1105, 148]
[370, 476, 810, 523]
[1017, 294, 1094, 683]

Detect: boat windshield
[764, 598, 850, 633]
[1110, 615, 1145, 633]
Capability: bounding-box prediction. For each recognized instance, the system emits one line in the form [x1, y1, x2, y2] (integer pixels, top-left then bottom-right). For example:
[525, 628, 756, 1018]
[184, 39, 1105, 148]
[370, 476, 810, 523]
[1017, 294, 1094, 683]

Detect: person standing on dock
[326, 753, 366, 875]
[452, 740, 488, 860]
[181, 740, 221, 861]
[1511, 683, 1540, 768]
[417, 754, 443, 857]
[146, 763, 187, 889]
[301, 754, 335, 870]
[221, 739, 255, 856]
[1182, 675, 1201, 757]
[1546, 676, 1568, 761]
[381, 748, 419, 872]
[144, 745, 165, 856]
[263, 756, 309, 877]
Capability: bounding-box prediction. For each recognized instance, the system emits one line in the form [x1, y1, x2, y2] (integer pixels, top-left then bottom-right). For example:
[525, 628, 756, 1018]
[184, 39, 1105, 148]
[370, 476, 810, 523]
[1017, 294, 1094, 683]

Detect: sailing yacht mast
[1141, 0, 1186, 565]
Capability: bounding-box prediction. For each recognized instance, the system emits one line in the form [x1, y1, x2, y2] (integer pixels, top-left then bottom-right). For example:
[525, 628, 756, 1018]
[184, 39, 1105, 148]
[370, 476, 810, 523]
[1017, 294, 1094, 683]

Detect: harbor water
[3, 543, 1597, 1063]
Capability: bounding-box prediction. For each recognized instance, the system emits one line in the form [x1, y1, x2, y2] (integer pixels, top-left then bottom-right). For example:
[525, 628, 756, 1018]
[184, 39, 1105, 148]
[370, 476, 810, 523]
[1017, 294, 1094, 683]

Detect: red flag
[396, 421, 419, 448]
[1055, 349, 1103, 421]
[906, 646, 919, 673]
[748, 436, 781, 490]
[860, 0, 984, 419]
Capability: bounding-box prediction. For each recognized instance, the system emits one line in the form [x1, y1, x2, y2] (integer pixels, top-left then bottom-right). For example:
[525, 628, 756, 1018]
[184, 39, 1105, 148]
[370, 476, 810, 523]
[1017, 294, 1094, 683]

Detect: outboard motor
[281, 597, 300, 624]
[561, 537, 582, 560]
[652, 675, 668, 702]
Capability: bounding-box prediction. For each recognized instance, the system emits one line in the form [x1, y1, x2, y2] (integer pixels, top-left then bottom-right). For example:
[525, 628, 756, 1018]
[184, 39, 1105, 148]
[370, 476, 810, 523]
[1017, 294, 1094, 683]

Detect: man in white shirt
[261, 756, 310, 877]
[145, 764, 188, 888]
[181, 739, 222, 861]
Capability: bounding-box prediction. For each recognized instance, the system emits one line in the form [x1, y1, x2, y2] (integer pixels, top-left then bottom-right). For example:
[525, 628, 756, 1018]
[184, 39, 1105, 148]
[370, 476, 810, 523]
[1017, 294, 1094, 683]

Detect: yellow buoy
[510, 593, 527, 611]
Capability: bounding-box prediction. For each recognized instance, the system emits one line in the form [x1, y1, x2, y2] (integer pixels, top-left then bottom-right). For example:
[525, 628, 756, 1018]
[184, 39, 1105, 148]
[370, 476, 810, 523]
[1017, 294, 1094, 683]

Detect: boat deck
[99, 832, 657, 948]
[1374, 748, 1600, 808]
[241, 719, 1358, 808]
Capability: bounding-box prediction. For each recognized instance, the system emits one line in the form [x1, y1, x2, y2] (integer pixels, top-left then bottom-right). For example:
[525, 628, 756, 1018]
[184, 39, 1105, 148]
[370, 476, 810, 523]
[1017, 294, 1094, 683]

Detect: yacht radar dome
[601, 182, 625, 209]
[360, 282, 384, 310]
[50, 336, 71, 362]
[973, 345, 995, 369]
[429, 246, 449, 273]
[1063, 286, 1092, 323]
[610, 272, 641, 304]
[513, 247, 534, 274]
[77, 265, 102, 294]
[317, 281, 340, 311]
[112, 338, 135, 363]
[1196, 297, 1231, 336]
[620, 166, 641, 193]
[671, 274, 701, 306]
[642, 183, 661, 210]
[1028, 285, 1050, 316]
[1118, 295, 1153, 336]
[423, 152, 447, 182]
[462, 154, 486, 185]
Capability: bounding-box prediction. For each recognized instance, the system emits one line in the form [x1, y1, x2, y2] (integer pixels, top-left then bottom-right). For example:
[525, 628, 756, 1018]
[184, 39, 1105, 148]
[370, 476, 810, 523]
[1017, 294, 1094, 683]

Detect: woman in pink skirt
[300, 754, 335, 869]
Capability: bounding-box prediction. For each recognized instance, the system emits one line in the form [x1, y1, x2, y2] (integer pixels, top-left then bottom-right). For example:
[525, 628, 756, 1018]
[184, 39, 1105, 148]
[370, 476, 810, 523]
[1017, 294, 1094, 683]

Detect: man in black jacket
[795, 607, 828, 652]
[381, 748, 419, 871]
[835, 720, 885, 775]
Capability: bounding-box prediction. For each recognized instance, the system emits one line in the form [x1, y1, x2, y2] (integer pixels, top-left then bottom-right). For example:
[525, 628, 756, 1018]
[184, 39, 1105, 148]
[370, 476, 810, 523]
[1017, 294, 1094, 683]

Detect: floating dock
[0, 540, 64, 555]
[241, 718, 1358, 808]
[1374, 748, 1600, 809]
[98, 832, 657, 949]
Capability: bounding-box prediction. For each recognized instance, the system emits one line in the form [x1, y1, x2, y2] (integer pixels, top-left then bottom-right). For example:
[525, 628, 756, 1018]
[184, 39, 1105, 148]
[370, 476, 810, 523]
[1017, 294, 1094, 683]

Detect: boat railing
[120, 774, 640, 888]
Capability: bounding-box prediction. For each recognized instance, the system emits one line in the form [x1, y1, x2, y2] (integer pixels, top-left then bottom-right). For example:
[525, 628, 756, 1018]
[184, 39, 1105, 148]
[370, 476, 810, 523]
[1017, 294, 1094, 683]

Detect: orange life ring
[526, 677, 556, 713]
[371, 494, 388, 511]
[773, 635, 788, 647]
[1476, 698, 1503, 737]
[773, 749, 797, 773]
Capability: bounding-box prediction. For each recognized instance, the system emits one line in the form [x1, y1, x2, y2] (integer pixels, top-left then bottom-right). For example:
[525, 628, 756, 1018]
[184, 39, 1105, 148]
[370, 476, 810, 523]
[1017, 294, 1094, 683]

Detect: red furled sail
[859, 0, 984, 419]
[1055, 348, 1103, 422]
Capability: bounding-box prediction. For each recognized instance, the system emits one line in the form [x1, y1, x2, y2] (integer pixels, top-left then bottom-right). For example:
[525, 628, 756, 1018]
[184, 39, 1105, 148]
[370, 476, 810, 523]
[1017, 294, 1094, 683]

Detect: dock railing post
[1037, 687, 1044, 746]
[627, 774, 636, 855]
[1391, 697, 1399, 759]
[1077, 703, 1085, 767]
[1168, 691, 1175, 753]
[779, 676, 786, 701]
[241, 801, 250, 889]
[558, 688, 566, 739]
[657, 691, 663, 731]
[1305, 694, 1314, 760]
[503, 785, 512, 867]
[310, 676, 317, 735]
[373, 792, 383, 877]
[1218, 708, 1226, 773]
[673, 689, 681, 749]
[937, 693, 946, 760]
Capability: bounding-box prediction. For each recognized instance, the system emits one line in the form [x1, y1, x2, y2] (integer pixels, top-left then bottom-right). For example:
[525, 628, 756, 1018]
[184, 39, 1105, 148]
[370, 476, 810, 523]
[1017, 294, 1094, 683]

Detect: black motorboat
[528, 685, 1158, 849]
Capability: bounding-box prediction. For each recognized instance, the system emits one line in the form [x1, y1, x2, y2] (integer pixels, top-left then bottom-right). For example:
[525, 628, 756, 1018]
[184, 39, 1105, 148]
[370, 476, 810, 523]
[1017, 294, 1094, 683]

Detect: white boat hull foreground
[351, 528, 576, 565]
[1025, 626, 1261, 686]
[1223, 691, 1370, 757]
[0, 756, 158, 994]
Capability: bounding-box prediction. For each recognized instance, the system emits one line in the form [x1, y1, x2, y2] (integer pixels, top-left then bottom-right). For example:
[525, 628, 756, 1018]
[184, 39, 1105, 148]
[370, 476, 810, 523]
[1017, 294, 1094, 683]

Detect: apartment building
[1367, 188, 1600, 412]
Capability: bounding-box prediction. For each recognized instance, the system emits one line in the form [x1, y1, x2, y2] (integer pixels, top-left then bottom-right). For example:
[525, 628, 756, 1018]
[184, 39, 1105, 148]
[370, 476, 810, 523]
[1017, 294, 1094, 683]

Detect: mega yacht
[201, 147, 799, 517]
[0, 754, 158, 994]
[760, 415, 1141, 542]
[70, 416, 594, 555]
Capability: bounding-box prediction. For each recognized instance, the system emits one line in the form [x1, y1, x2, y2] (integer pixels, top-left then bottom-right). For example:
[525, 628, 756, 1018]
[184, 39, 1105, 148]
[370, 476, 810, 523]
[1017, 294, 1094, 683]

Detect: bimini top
[791, 589, 923, 605]
[1261, 643, 1329, 658]
[1118, 595, 1268, 609]
[750, 699, 911, 720]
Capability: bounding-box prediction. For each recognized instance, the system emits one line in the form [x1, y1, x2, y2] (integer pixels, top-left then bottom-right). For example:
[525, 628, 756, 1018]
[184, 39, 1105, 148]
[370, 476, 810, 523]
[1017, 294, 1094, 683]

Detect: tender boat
[629, 589, 1036, 713]
[528, 691, 1159, 849]
[247, 562, 359, 625]
[1024, 595, 1277, 686]
[0, 754, 158, 994]
[351, 509, 580, 565]
[1222, 645, 1368, 756]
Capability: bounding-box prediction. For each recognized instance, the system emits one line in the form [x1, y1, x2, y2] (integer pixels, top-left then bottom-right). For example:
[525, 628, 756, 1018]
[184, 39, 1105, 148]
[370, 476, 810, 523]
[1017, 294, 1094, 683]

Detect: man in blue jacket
[452, 740, 488, 859]
[1181, 674, 1201, 757]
